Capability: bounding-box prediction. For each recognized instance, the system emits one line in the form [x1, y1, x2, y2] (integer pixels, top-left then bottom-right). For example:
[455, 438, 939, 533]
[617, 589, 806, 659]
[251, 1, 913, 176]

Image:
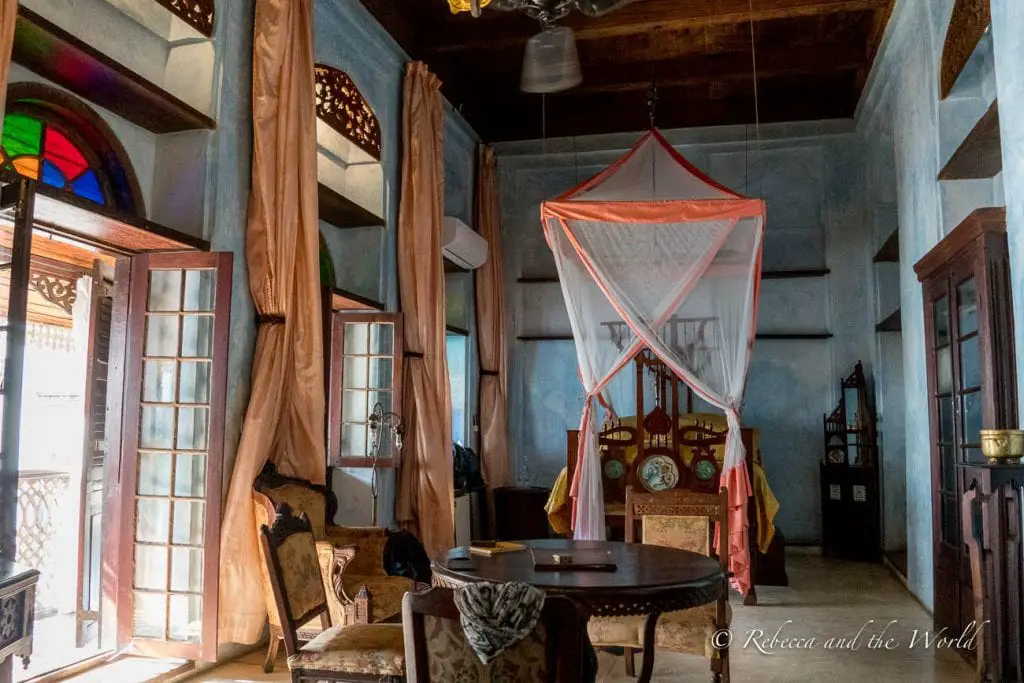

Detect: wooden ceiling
[359, 0, 895, 141]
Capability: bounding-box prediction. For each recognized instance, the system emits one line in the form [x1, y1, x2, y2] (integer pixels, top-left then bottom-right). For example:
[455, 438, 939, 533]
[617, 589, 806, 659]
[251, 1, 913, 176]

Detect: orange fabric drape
[0, 0, 16, 126]
[395, 62, 454, 559]
[217, 0, 324, 644]
[473, 146, 509, 494]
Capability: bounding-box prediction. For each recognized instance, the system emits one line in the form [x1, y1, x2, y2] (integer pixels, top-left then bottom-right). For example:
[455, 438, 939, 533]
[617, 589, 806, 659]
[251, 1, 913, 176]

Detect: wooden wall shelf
[761, 269, 830, 279]
[318, 183, 385, 229]
[756, 332, 833, 340]
[938, 101, 1002, 181]
[12, 7, 216, 134]
[873, 231, 900, 263]
[875, 308, 902, 332]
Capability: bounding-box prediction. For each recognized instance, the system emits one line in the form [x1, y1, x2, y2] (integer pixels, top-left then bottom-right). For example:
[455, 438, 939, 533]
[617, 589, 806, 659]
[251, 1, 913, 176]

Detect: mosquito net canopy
[541, 129, 766, 594]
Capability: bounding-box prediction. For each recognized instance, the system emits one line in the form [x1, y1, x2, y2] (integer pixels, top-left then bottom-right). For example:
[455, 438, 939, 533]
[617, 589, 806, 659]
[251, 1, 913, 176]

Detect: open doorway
[6, 225, 118, 680]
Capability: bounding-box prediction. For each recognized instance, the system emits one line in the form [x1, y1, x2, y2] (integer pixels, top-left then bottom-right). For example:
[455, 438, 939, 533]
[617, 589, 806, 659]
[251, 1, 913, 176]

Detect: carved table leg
[637, 611, 663, 683]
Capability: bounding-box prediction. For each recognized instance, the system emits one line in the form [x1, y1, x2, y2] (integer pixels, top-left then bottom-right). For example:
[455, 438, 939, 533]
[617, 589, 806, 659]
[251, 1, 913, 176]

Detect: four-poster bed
[540, 128, 768, 595]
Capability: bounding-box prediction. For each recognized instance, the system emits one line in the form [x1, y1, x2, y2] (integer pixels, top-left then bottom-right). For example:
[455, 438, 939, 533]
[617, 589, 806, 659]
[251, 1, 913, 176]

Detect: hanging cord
[573, 134, 579, 185]
[646, 75, 658, 198]
[747, 0, 763, 196]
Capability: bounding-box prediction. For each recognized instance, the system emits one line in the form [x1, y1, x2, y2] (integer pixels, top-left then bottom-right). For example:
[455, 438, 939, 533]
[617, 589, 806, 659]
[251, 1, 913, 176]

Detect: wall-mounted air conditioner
[443, 216, 488, 270]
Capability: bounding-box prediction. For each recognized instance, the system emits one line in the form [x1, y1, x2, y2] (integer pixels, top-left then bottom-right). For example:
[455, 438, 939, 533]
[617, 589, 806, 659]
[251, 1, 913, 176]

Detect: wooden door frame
[113, 251, 230, 662]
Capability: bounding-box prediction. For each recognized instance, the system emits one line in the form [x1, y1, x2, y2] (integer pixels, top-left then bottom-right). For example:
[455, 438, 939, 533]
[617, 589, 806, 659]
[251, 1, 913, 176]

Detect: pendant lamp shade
[521, 27, 583, 93]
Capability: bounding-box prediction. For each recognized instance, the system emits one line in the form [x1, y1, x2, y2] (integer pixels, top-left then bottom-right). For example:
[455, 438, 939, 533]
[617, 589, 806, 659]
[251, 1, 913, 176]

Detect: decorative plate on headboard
[637, 453, 681, 492]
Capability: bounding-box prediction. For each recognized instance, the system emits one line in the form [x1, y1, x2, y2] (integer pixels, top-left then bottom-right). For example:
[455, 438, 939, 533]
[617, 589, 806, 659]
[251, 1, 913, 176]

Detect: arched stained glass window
[1, 112, 109, 205]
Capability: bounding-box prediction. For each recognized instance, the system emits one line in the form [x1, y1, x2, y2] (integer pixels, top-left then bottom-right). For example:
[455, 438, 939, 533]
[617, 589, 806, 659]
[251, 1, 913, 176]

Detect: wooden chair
[587, 486, 731, 683]
[402, 586, 586, 682]
[253, 462, 414, 671]
[260, 503, 406, 682]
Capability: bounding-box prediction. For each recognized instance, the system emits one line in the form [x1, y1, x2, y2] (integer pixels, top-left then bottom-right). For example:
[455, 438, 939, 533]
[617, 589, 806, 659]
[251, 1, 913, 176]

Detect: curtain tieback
[256, 314, 286, 326]
[405, 351, 425, 359]
[480, 369, 500, 377]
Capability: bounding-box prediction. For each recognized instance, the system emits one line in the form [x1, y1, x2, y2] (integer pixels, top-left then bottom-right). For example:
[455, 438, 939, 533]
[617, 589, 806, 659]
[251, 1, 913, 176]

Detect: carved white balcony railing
[16, 470, 71, 615]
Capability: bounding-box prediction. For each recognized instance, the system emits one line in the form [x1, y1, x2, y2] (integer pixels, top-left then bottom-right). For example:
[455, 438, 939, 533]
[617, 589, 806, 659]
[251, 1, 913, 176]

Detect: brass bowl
[980, 429, 1024, 463]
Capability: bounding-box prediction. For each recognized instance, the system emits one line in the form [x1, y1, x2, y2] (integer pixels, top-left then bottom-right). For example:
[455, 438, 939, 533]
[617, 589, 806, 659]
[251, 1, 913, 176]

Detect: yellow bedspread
[544, 461, 779, 554]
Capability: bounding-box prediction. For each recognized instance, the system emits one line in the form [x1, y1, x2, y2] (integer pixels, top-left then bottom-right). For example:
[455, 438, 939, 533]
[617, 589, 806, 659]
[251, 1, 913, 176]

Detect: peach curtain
[0, 0, 15, 126]
[473, 146, 509, 496]
[218, 0, 324, 644]
[395, 62, 454, 559]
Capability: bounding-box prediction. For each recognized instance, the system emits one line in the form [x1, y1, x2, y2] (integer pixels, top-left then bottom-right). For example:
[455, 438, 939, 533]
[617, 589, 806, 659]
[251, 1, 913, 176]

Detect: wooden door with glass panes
[114, 252, 231, 661]
[328, 312, 403, 469]
[918, 208, 1016, 648]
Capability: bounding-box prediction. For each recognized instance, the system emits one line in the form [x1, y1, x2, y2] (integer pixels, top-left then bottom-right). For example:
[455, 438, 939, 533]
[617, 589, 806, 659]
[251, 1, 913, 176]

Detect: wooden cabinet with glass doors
[914, 207, 1017, 652]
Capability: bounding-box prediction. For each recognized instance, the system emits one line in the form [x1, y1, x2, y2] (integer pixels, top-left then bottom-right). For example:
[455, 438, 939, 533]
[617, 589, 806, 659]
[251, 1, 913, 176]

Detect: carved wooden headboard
[569, 348, 758, 503]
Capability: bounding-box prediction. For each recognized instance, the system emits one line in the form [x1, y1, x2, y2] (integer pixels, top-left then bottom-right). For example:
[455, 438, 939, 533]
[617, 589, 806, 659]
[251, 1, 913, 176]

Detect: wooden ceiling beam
[429, 0, 890, 52]
[433, 40, 864, 99]
[464, 73, 859, 140]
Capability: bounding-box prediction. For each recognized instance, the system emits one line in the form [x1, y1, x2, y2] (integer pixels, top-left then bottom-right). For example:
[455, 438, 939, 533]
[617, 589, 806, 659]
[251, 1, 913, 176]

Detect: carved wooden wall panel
[314, 65, 382, 161]
[940, 0, 990, 99]
[152, 0, 214, 38]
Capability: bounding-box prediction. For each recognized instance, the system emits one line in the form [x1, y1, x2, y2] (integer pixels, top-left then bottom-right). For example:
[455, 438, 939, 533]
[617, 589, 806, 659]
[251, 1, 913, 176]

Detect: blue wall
[857, 0, 1011, 608]
[496, 121, 876, 544]
[313, 0, 481, 525]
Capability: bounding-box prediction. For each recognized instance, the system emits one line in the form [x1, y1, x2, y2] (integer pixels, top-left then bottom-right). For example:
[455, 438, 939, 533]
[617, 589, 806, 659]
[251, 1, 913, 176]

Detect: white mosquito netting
[541, 129, 766, 594]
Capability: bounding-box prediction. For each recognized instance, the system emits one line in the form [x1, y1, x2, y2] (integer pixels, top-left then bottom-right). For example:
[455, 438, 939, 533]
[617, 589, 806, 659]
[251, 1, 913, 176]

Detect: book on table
[469, 541, 526, 556]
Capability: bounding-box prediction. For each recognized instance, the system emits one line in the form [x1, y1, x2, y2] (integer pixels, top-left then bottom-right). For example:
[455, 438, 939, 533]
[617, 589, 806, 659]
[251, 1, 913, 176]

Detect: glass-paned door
[328, 312, 402, 468]
[116, 252, 231, 661]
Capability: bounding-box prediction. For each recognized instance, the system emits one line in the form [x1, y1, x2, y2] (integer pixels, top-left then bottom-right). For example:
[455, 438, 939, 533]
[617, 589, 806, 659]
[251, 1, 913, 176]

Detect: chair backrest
[260, 503, 330, 656]
[254, 461, 336, 538]
[625, 485, 729, 572]
[402, 586, 585, 683]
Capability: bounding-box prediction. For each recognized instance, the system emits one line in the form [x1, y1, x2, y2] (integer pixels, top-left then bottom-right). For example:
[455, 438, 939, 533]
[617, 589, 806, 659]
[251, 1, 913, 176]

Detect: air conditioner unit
[443, 216, 488, 270]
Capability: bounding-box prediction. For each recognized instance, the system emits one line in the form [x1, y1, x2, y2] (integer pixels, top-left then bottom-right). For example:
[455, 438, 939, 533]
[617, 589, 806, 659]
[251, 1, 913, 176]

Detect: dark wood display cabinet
[821, 361, 881, 562]
[914, 207, 1017, 657]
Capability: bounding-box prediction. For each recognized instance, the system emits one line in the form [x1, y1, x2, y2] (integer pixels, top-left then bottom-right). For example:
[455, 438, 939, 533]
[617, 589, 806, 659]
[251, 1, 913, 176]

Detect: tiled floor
[188, 553, 975, 683]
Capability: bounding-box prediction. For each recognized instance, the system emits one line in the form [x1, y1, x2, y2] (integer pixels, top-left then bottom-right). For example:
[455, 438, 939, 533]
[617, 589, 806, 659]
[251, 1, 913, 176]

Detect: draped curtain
[218, 0, 324, 644]
[0, 0, 15, 128]
[395, 62, 454, 559]
[474, 145, 509, 498]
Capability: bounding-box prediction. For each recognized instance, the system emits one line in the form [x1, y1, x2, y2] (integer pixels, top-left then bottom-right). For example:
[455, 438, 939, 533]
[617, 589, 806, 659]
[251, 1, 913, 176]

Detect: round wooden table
[432, 539, 727, 682]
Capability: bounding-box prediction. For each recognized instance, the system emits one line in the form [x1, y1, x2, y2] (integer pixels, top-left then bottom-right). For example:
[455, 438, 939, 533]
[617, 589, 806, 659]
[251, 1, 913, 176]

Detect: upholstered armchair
[252, 462, 414, 672]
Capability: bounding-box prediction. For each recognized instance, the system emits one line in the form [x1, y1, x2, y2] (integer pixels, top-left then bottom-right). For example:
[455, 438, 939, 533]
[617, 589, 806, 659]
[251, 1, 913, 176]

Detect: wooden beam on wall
[430, 0, 890, 52]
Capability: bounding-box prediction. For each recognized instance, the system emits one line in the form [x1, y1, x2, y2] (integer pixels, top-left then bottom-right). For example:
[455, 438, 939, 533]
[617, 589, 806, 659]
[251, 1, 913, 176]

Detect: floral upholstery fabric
[322, 525, 388, 575]
[336, 575, 412, 625]
[277, 531, 327, 621]
[642, 515, 710, 554]
[424, 614, 548, 682]
[264, 484, 328, 536]
[288, 623, 405, 676]
[587, 602, 731, 658]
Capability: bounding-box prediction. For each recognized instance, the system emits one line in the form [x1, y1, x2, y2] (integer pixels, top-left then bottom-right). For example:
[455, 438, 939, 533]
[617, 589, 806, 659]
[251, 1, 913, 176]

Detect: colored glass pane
[2, 113, 108, 205]
[72, 170, 104, 205]
[41, 160, 66, 188]
[44, 128, 88, 180]
[2, 113, 42, 158]
[12, 156, 40, 180]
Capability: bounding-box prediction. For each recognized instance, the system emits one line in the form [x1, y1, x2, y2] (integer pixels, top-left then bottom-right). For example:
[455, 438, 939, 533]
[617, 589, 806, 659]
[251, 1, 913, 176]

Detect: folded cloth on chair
[453, 581, 546, 664]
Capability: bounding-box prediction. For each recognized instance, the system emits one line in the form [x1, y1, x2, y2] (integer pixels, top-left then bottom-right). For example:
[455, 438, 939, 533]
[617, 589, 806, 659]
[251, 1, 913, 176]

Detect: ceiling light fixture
[521, 26, 582, 93]
[458, 0, 636, 93]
